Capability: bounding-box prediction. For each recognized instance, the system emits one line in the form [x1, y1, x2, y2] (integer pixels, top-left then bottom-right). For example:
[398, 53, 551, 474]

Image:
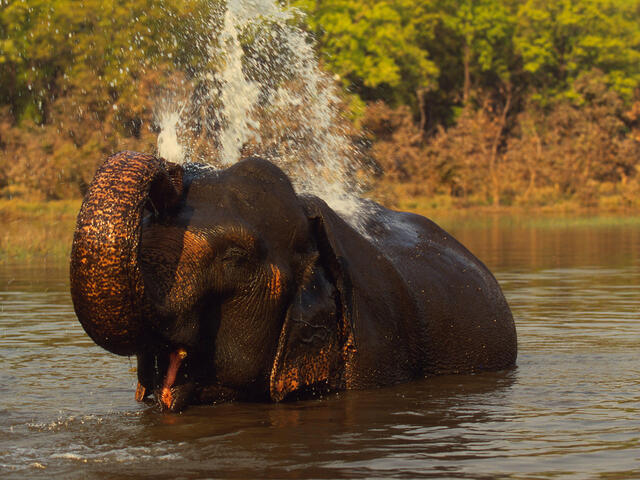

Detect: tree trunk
[463, 42, 471, 105]
[417, 87, 428, 135]
[488, 84, 512, 206]
[524, 123, 542, 201]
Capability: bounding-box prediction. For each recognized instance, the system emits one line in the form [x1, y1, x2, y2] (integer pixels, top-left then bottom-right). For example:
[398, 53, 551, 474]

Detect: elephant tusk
[160, 348, 188, 410]
[135, 381, 147, 402]
[160, 387, 174, 410]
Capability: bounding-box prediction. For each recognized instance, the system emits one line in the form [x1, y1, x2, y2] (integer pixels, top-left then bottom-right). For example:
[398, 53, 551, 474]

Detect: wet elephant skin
[70, 151, 517, 411]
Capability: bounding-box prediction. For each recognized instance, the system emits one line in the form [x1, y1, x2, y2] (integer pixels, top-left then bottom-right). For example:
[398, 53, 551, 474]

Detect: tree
[0, 0, 207, 126]
[515, 0, 640, 102]
[0, 0, 211, 198]
[293, 0, 439, 108]
[430, 0, 518, 105]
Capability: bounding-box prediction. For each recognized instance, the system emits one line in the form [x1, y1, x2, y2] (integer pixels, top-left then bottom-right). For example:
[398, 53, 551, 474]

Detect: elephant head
[71, 151, 353, 411]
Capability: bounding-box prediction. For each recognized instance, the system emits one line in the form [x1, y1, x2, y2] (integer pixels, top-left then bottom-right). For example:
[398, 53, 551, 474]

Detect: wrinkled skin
[70, 151, 517, 412]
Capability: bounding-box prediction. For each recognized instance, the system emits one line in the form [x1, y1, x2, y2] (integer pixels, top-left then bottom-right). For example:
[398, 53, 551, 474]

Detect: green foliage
[515, 0, 640, 102]
[0, 0, 208, 125]
[433, 0, 518, 85]
[296, 0, 640, 109]
[293, 0, 439, 105]
[3, 0, 639, 122]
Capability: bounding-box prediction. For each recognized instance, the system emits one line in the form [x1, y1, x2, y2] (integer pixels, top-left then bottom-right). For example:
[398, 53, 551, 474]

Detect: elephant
[70, 151, 517, 412]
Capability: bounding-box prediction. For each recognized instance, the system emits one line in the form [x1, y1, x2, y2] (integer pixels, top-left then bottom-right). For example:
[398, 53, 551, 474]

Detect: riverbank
[2, 197, 639, 263]
[372, 181, 640, 216]
[0, 200, 80, 262]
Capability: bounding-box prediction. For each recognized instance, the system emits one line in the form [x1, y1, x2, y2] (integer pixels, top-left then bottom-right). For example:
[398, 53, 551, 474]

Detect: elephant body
[71, 152, 516, 411]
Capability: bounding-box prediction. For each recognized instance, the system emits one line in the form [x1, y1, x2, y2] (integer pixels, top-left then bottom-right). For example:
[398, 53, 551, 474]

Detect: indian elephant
[70, 151, 517, 412]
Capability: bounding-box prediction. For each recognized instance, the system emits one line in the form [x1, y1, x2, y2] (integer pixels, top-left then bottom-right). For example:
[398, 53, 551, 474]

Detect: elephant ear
[269, 254, 343, 401]
[269, 195, 371, 401]
[270, 195, 419, 400]
[289, 196, 420, 389]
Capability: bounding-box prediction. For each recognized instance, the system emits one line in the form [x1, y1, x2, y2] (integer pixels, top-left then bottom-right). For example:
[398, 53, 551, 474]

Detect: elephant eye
[222, 246, 250, 265]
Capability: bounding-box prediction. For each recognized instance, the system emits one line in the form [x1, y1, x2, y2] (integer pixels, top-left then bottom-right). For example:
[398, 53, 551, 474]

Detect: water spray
[154, 0, 369, 228]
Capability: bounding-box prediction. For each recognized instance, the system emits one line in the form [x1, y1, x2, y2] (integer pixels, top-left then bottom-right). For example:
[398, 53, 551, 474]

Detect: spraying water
[156, 110, 185, 164]
[154, 0, 369, 228]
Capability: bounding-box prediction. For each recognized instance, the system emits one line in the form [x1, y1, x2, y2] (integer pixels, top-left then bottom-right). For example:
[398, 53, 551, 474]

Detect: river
[1, 215, 638, 479]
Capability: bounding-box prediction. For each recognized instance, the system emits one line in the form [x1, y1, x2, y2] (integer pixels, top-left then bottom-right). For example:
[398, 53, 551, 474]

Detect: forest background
[1, 0, 640, 213]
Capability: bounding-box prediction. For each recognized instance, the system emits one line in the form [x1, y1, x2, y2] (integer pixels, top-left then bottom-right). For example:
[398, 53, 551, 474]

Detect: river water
[1, 215, 638, 479]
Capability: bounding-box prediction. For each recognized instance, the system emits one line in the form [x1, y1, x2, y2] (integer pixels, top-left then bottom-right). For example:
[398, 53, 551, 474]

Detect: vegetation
[0, 199, 79, 261]
[1, 0, 639, 210]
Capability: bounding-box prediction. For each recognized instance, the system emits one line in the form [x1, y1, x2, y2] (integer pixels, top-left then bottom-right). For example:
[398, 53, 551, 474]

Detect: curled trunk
[70, 151, 182, 355]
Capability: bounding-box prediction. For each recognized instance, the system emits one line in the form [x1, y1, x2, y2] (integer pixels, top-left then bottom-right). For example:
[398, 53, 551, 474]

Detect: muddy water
[1, 216, 639, 479]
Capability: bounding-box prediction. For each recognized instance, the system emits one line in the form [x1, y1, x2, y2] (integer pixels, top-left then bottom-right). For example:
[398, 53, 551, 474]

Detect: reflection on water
[1, 218, 639, 479]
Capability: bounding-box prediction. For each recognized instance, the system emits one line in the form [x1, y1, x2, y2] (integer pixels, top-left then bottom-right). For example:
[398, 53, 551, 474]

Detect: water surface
[1, 216, 639, 479]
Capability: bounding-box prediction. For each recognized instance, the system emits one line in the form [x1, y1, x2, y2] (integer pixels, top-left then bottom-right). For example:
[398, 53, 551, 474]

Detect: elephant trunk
[70, 151, 182, 356]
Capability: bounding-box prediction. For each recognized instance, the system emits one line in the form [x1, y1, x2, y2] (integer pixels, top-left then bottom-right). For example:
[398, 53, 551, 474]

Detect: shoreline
[1, 198, 639, 263]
